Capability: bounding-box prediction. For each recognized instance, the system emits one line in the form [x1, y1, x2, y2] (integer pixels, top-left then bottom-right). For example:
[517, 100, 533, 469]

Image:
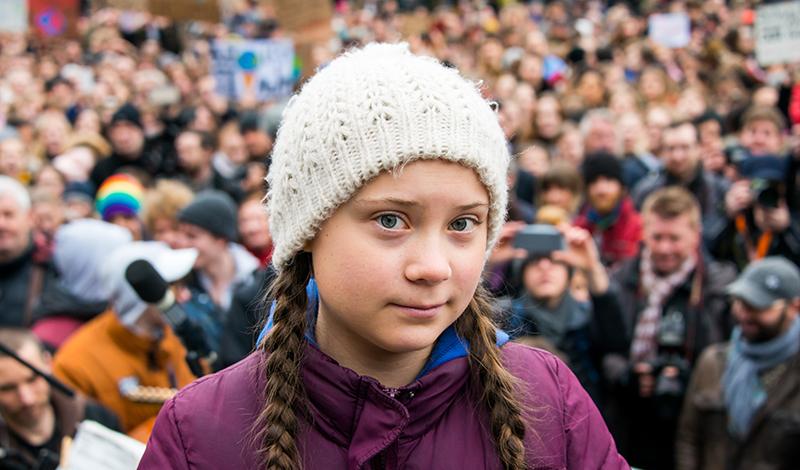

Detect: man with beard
[0, 328, 118, 470]
[604, 187, 736, 470]
[676, 257, 800, 470]
[575, 152, 642, 268]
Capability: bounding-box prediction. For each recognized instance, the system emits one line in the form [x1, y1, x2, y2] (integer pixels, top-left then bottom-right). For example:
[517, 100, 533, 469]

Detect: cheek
[554, 270, 569, 290]
[314, 257, 386, 320]
[312, 235, 391, 302]
[34, 381, 49, 398]
[452, 249, 485, 289]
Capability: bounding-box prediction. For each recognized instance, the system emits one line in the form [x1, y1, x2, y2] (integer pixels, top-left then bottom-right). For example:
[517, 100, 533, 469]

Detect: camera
[513, 224, 565, 257]
[751, 178, 784, 209]
[650, 310, 691, 419]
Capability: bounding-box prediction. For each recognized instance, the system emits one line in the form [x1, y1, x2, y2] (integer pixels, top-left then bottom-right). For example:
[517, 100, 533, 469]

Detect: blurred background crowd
[1, 1, 800, 469]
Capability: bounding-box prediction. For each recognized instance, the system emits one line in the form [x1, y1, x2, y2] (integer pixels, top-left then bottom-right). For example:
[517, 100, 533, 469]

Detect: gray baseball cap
[726, 257, 800, 309]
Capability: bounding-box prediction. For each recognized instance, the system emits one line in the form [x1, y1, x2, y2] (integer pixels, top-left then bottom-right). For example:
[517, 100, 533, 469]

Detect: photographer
[604, 187, 736, 470]
[506, 225, 627, 401]
[710, 156, 800, 271]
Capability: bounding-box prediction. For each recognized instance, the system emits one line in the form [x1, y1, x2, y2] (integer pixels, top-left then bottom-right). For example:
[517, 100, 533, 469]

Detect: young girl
[139, 44, 627, 470]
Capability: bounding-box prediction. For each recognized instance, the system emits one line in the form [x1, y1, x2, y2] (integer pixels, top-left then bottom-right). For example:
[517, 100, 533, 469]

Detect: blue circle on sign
[237, 51, 258, 71]
[37, 8, 65, 36]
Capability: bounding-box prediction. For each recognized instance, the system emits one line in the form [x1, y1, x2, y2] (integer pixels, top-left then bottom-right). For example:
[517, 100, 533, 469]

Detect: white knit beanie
[266, 43, 510, 272]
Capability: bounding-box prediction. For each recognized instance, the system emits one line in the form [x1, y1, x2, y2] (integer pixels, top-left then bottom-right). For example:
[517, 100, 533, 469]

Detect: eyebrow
[352, 197, 489, 212]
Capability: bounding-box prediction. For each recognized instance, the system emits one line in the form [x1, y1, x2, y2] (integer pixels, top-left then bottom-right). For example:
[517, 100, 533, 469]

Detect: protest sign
[268, 0, 333, 80]
[147, 0, 222, 23]
[29, 0, 80, 39]
[212, 39, 297, 102]
[648, 13, 691, 48]
[399, 11, 431, 38]
[272, 0, 333, 32]
[63, 420, 145, 470]
[0, 0, 28, 33]
[92, 0, 147, 10]
[755, 1, 800, 66]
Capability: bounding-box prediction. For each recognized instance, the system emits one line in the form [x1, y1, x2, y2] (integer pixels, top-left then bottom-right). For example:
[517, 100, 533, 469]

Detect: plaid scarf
[630, 249, 697, 362]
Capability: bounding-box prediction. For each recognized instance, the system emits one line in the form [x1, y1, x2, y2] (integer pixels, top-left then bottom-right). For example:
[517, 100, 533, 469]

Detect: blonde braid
[252, 254, 312, 470]
[456, 285, 527, 470]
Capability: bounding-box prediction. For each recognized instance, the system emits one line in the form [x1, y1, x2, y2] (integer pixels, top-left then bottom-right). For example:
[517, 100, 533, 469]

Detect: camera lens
[756, 185, 781, 208]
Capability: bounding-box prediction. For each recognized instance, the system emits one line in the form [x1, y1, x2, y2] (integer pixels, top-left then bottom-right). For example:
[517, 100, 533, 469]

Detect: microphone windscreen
[125, 259, 169, 303]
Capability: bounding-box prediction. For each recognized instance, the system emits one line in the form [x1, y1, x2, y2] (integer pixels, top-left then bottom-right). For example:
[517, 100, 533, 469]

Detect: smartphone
[513, 224, 564, 256]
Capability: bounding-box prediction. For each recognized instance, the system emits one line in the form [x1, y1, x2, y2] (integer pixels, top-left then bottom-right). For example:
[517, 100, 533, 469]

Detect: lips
[390, 302, 446, 319]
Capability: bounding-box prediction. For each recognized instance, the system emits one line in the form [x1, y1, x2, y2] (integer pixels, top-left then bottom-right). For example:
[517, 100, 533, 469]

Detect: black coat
[0, 244, 54, 327]
[602, 253, 737, 470]
[219, 268, 275, 369]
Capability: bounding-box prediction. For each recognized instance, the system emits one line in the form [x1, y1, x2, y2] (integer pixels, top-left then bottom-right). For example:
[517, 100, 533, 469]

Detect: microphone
[125, 259, 216, 376]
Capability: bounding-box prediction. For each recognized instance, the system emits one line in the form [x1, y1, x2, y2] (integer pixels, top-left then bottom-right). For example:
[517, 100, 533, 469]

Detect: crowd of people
[1, 0, 799, 469]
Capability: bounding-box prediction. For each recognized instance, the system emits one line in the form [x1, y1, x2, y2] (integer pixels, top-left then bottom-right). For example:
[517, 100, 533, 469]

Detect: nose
[404, 235, 452, 284]
[17, 383, 37, 407]
[653, 240, 671, 256]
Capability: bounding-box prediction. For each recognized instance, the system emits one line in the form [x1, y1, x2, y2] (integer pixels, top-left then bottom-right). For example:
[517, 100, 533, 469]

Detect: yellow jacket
[53, 311, 195, 442]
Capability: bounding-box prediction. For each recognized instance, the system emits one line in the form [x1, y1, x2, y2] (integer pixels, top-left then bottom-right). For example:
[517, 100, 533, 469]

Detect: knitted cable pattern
[266, 43, 510, 272]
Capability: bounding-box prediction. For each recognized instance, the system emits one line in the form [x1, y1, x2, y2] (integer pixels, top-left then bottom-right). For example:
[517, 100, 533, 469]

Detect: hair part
[642, 186, 701, 229]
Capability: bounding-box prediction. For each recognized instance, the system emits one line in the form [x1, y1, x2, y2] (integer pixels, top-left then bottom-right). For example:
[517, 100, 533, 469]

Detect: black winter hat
[581, 152, 624, 187]
[110, 103, 143, 129]
[177, 190, 238, 241]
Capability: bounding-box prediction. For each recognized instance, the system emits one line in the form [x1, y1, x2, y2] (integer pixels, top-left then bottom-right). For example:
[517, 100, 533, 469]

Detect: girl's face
[523, 256, 569, 303]
[310, 160, 489, 365]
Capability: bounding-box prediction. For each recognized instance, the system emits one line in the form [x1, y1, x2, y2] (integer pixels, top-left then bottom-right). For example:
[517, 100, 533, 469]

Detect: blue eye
[450, 218, 476, 232]
[378, 214, 402, 229]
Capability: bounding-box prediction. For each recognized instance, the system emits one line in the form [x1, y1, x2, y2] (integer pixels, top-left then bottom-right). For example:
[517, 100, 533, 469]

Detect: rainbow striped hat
[96, 173, 144, 221]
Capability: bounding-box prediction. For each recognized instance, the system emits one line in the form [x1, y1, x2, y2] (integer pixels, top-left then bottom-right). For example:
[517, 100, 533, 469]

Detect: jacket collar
[300, 340, 472, 467]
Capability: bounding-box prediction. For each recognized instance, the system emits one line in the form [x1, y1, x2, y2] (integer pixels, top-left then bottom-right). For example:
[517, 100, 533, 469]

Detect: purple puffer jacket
[139, 341, 628, 469]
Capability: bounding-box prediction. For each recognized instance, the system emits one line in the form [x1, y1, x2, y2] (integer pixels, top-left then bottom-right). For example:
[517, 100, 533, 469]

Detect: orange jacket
[53, 311, 195, 442]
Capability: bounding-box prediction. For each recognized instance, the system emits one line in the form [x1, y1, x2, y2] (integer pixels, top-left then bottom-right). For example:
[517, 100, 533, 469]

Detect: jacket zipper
[381, 387, 415, 401]
[375, 451, 386, 470]
[375, 387, 416, 469]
